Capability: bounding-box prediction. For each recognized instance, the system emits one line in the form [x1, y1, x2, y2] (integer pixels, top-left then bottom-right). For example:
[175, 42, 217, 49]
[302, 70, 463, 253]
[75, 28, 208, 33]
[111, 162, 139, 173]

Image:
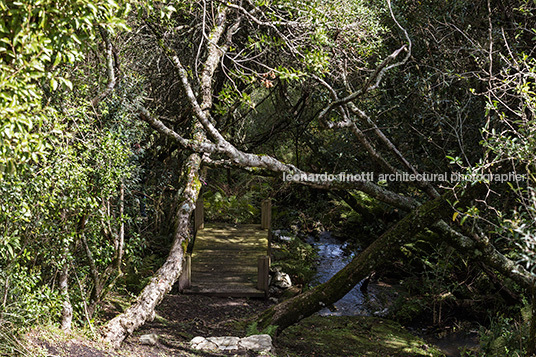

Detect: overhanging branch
[138, 106, 419, 210]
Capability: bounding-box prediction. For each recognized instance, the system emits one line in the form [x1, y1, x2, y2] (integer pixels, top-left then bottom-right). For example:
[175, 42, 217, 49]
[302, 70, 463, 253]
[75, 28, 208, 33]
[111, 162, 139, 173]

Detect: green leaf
[53, 53, 62, 67]
[60, 77, 73, 90]
[50, 77, 58, 91]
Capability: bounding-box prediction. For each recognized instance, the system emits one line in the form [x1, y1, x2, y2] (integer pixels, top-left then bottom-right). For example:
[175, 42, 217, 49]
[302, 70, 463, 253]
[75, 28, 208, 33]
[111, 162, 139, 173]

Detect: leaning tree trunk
[102, 152, 202, 346]
[256, 195, 449, 333]
[256, 184, 534, 334]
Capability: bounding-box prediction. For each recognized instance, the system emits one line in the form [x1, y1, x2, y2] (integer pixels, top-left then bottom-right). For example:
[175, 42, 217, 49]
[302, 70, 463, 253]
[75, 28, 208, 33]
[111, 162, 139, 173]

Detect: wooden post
[257, 255, 271, 296]
[261, 199, 271, 230]
[178, 254, 191, 292]
[194, 196, 204, 233]
[267, 229, 272, 256]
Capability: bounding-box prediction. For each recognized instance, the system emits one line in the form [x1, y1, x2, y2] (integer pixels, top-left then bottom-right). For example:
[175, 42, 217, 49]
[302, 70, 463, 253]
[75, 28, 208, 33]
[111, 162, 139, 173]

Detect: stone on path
[271, 268, 292, 289]
[190, 334, 273, 353]
[238, 334, 273, 352]
[207, 336, 240, 351]
[191, 336, 218, 351]
[139, 334, 159, 345]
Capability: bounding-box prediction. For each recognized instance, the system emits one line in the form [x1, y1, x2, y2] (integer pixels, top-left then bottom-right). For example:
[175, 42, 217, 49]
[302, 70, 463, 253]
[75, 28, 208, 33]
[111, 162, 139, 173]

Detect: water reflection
[306, 232, 374, 316]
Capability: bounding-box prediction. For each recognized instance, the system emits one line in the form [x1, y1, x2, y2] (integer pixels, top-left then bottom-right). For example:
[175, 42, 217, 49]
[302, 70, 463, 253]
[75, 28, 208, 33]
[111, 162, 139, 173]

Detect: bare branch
[314, 74, 440, 199]
[317, 45, 406, 121]
[347, 102, 440, 198]
[434, 220, 533, 290]
[314, 75, 402, 175]
[138, 107, 216, 154]
[218, 0, 306, 28]
[91, 27, 117, 107]
[217, 0, 306, 60]
[200, 7, 229, 110]
[379, 0, 412, 84]
[318, 0, 412, 121]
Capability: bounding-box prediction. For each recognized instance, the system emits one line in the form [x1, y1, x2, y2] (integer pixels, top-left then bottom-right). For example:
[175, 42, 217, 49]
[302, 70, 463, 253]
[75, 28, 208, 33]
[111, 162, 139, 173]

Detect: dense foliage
[1, 0, 536, 355]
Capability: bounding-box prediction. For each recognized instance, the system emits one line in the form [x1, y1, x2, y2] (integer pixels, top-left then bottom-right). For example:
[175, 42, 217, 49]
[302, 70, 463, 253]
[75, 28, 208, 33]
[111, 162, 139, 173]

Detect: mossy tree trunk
[256, 185, 534, 334]
[59, 247, 73, 332]
[256, 195, 449, 333]
[102, 7, 229, 346]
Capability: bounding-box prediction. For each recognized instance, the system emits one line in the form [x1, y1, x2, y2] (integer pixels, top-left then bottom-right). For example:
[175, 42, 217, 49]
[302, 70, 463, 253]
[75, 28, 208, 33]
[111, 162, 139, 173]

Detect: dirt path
[120, 294, 274, 356]
[29, 294, 444, 356]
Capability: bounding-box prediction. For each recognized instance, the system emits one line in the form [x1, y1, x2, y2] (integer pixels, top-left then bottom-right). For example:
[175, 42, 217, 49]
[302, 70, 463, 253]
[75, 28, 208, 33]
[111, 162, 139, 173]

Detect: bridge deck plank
[183, 223, 269, 298]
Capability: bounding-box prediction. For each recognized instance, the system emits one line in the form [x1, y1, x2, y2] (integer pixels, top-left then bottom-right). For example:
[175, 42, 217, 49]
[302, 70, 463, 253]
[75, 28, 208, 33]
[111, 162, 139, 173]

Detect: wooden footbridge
[178, 199, 271, 298]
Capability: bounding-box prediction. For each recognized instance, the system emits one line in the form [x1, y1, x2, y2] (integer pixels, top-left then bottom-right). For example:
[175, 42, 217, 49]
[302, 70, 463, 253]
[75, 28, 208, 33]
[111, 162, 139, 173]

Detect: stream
[305, 231, 392, 317]
[303, 230, 480, 356]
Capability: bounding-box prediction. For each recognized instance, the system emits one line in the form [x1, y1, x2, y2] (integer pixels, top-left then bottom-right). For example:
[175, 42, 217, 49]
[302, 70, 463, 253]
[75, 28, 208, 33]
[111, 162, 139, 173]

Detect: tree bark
[116, 180, 125, 273]
[102, 152, 202, 347]
[60, 248, 72, 332]
[256, 195, 449, 333]
[102, 9, 230, 346]
[91, 27, 117, 107]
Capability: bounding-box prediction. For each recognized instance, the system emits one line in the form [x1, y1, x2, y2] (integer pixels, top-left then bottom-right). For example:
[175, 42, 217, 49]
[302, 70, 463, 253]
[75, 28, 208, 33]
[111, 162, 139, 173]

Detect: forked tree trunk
[256, 195, 449, 333]
[102, 7, 227, 346]
[102, 152, 202, 346]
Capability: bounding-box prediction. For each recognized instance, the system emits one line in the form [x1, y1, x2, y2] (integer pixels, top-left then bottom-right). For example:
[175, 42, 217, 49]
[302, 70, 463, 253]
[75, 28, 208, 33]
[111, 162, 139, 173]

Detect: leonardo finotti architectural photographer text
[282, 171, 526, 184]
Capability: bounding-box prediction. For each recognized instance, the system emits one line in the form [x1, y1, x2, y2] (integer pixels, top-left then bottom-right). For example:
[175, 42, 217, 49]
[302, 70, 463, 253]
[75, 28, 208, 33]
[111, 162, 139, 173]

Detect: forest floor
[26, 294, 444, 357]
